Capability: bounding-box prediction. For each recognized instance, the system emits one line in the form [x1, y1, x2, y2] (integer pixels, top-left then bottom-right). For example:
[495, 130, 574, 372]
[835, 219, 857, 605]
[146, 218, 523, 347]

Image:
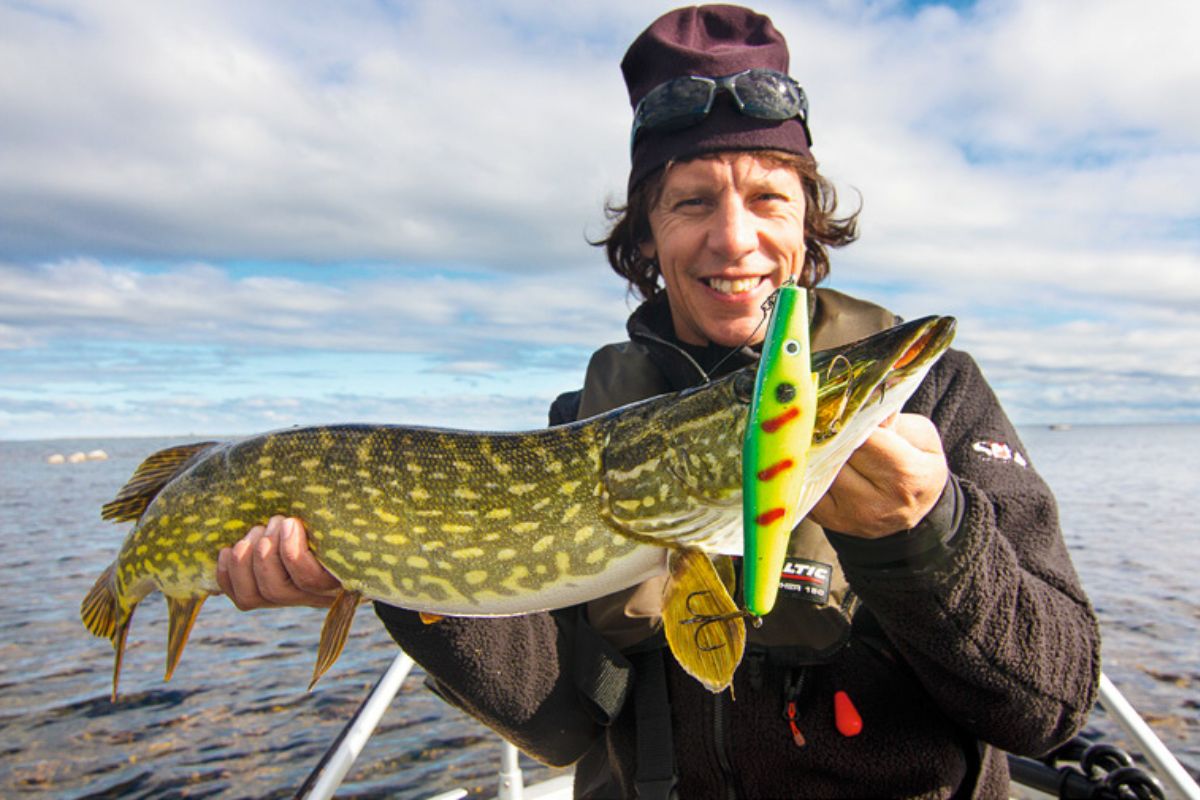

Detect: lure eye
[734, 371, 755, 403]
[783, 339, 801, 356]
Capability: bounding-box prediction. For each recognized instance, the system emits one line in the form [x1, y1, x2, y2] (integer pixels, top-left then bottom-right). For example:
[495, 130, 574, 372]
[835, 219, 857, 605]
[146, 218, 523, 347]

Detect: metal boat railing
[296, 651, 1199, 800]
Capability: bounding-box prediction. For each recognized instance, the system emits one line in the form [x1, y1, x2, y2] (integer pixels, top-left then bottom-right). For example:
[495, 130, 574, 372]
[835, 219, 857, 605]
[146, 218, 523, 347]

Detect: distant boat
[1048, 424, 1072, 431]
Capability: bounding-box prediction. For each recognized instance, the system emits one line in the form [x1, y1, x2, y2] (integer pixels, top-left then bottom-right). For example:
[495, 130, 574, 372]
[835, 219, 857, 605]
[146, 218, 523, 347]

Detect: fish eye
[783, 339, 801, 355]
[734, 371, 755, 403]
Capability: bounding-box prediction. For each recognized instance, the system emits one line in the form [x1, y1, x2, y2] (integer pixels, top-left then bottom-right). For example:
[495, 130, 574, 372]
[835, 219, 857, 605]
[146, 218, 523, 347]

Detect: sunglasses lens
[732, 70, 804, 120]
[637, 77, 715, 131]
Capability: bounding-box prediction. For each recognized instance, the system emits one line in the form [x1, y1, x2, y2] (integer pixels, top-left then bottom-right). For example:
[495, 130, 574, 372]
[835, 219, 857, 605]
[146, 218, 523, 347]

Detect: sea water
[0, 426, 1196, 797]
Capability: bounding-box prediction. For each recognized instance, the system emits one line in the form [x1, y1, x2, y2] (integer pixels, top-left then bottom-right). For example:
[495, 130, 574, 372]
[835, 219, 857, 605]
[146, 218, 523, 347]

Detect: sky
[2, 0, 1198, 441]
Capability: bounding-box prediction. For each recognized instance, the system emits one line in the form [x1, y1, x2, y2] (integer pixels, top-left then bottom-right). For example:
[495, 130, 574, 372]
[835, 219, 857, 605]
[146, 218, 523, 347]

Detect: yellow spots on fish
[407, 555, 430, 569]
[362, 567, 398, 595]
[353, 517, 368, 527]
[205, 532, 222, 543]
[381, 554, 399, 566]
[136, 545, 148, 556]
[465, 570, 488, 586]
[345, 502, 362, 511]
[415, 509, 442, 518]
[409, 488, 431, 502]
[300, 457, 320, 470]
[485, 508, 512, 520]
[366, 532, 378, 542]
[355, 469, 371, 480]
[509, 483, 537, 496]
[204, 517, 222, 527]
[532, 534, 555, 553]
[483, 532, 500, 542]
[304, 484, 332, 496]
[315, 508, 335, 521]
[453, 547, 485, 560]
[323, 549, 351, 570]
[532, 497, 551, 511]
[441, 523, 473, 535]
[383, 534, 409, 546]
[555, 552, 571, 575]
[453, 459, 474, 473]
[352, 550, 373, 562]
[331, 528, 360, 545]
[560, 480, 582, 496]
[375, 509, 400, 524]
[501, 565, 530, 591]
[186, 532, 203, 544]
[574, 527, 595, 544]
[214, 495, 233, 507]
[561, 504, 582, 523]
[412, 526, 427, 535]
[497, 548, 517, 561]
[260, 469, 276, 479]
[406, 463, 422, 474]
[257, 455, 273, 466]
[222, 519, 246, 530]
[261, 490, 284, 500]
[545, 460, 564, 474]
[183, 514, 200, 525]
[493, 460, 512, 477]
[615, 500, 643, 513]
[642, 496, 655, 508]
[512, 521, 541, 535]
[291, 500, 307, 511]
[454, 487, 480, 501]
[586, 547, 608, 565]
[237, 501, 257, 511]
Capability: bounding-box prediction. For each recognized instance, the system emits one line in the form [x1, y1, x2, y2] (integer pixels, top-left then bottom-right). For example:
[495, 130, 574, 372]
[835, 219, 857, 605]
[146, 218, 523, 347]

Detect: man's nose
[708, 198, 757, 259]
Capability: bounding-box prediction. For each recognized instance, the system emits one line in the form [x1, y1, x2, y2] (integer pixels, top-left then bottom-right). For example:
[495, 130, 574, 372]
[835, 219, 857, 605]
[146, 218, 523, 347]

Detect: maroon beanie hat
[622, 5, 812, 192]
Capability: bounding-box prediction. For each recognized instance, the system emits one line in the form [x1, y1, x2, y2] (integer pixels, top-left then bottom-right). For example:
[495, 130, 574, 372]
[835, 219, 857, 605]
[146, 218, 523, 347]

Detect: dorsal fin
[101, 442, 219, 522]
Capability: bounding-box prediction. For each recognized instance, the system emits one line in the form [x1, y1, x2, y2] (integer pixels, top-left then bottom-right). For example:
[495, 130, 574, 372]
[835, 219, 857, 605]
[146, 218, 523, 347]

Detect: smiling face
[640, 153, 807, 348]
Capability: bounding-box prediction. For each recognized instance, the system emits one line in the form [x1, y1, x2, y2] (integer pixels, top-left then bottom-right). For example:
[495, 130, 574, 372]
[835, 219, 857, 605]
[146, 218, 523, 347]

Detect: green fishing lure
[742, 284, 819, 617]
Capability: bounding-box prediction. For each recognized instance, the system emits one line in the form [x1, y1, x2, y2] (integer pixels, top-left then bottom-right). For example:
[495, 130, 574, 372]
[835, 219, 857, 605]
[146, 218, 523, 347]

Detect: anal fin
[310, 589, 362, 690]
[164, 595, 206, 682]
[662, 549, 745, 693]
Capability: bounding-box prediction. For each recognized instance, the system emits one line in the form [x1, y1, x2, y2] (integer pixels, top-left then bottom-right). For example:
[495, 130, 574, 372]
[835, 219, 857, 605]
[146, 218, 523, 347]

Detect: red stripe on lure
[756, 459, 795, 482]
[742, 284, 819, 618]
[761, 406, 800, 433]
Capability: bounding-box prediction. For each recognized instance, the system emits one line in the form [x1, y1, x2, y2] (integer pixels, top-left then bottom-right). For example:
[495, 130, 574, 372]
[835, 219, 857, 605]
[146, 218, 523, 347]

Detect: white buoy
[67, 452, 87, 463]
[87, 450, 109, 461]
[47, 453, 66, 464]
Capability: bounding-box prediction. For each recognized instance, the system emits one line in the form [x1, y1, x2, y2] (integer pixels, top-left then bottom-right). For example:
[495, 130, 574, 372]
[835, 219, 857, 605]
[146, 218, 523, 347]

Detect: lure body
[742, 285, 819, 617]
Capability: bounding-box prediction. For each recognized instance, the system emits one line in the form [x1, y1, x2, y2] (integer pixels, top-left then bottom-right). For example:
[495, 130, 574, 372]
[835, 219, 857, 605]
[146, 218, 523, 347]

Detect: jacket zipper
[711, 691, 741, 799]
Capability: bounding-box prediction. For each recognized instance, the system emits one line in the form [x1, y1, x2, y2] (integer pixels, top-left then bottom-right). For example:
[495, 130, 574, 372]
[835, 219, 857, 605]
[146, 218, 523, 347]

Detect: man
[219, 6, 1099, 797]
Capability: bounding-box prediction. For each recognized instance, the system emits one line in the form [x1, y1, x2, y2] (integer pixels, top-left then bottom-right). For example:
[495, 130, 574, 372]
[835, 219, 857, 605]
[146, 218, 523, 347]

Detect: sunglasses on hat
[630, 68, 811, 153]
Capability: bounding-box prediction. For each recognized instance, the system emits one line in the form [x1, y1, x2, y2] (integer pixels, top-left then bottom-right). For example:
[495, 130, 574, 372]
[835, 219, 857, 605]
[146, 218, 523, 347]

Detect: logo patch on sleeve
[780, 560, 832, 604]
[971, 439, 1027, 467]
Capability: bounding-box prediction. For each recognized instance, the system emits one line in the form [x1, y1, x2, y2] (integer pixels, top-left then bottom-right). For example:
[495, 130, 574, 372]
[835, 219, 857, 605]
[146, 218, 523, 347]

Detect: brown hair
[596, 150, 859, 301]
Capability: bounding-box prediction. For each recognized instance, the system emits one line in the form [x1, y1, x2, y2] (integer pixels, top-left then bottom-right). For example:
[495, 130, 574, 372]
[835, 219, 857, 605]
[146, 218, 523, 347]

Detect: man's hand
[216, 515, 342, 609]
[810, 413, 948, 539]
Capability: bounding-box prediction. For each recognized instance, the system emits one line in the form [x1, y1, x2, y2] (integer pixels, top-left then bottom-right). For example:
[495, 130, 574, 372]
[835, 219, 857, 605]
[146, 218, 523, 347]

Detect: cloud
[1, 0, 1198, 438]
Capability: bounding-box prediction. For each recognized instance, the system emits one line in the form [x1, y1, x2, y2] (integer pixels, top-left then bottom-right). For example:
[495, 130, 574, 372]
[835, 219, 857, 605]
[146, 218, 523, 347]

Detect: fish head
[798, 315, 957, 516]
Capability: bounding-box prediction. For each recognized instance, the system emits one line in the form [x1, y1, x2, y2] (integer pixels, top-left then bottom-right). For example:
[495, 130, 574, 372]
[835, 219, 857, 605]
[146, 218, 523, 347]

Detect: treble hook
[815, 354, 853, 441]
[681, 594, 758, 651]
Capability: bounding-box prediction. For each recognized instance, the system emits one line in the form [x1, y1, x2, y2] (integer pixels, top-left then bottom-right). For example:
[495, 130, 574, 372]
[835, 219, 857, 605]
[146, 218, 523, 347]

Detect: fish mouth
[811, 316, 956, 442]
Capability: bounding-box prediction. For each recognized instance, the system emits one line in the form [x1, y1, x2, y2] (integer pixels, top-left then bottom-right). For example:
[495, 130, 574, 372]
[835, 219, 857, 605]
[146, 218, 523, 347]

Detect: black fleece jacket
[375, 289, 1101, 799]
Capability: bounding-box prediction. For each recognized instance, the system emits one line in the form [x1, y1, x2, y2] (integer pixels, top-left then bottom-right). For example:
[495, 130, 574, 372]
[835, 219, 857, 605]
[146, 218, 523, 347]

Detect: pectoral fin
[164, 594, 206, 682]
[662, 549, 745, 693]
[310, 589, 362, 690]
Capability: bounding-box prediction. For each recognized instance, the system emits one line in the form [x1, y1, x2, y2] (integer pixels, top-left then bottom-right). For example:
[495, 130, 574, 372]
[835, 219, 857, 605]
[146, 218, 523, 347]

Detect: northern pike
[82, 315, 955, 697]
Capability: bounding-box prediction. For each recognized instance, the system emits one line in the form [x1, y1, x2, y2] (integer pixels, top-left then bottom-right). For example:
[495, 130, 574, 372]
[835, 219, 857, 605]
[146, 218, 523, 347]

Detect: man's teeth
[705, 276, 762, 295]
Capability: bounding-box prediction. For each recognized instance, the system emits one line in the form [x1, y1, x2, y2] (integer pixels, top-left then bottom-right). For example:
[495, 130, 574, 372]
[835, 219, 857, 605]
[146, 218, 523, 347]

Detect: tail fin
[80, 563, 135, 701]
[101, 441, 219, 522]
